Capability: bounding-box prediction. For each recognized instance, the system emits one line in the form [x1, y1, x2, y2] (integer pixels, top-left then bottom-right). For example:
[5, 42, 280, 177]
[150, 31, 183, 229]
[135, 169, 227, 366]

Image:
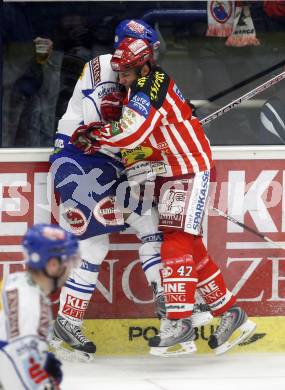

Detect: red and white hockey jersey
[97, 65, 213, 177]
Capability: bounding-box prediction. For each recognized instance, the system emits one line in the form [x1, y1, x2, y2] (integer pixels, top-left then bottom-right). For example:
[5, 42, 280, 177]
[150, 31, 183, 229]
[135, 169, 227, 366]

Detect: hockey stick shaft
[208, 59, 285, 102]
[210, 207, 285, 251]
[201, 70, 285, 126]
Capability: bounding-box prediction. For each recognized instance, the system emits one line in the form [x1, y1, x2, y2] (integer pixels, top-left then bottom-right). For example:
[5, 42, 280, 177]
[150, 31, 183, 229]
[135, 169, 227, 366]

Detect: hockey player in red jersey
[71, 37, 256, 356]
[50, 19, 213, 361]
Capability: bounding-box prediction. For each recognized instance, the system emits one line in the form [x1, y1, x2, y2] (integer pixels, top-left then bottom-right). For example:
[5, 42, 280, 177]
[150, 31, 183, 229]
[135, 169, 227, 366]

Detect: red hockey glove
[70, 122, 103, 155]
[101, 90, 126, 122]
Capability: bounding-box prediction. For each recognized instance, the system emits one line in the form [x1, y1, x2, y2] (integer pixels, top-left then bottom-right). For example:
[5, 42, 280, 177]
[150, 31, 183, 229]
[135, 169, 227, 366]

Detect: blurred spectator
[54, 13, 119, 122]
[2, 2, 35, 146]
[54, 14, 94, 123]
[1, 1, 285, 147]
[2, 2, 63, 147]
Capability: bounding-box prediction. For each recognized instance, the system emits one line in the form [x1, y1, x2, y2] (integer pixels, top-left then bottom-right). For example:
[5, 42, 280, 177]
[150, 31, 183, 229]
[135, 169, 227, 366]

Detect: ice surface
[61, 353, 285, 390]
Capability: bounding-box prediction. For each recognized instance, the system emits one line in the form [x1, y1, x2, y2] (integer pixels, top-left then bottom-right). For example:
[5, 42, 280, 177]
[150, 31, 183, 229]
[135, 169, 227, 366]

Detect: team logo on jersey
[93, 196, 124, 226]
[63, 208, 88, 235]
[121, 145, 154, 165]
[96, 82, 118, 99]
[128, 92, 151, 118]
[210, 1, 233, 23]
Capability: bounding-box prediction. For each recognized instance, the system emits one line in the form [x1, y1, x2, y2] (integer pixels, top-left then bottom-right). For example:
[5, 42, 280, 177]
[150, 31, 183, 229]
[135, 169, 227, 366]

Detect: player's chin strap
[43, 271, 61, 295]
[44, 258, 67, 294]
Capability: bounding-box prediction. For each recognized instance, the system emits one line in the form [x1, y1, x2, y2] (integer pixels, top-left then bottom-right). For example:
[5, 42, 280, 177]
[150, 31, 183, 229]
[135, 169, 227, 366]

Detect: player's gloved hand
[44, 352, 63, 385]
[101, 90, 126, 122]
[70, 122, 103, 155]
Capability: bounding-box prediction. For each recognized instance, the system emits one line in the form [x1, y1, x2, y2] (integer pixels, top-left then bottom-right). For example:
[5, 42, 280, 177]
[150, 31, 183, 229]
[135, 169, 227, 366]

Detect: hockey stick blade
[201, 71, 285, 126]
[210, 207, 285, 251]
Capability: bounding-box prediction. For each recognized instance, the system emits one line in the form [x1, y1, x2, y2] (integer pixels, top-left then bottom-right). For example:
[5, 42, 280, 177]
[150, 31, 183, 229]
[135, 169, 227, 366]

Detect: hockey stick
[201, 70, 285, 126]
[210, 207, 285, 251]
[208, 59, 285, 102]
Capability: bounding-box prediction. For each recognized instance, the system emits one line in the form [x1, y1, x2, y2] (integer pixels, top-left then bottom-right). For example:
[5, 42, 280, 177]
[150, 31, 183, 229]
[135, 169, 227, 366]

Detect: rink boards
[82, 316, 285, 355]
[0, 147, 285, 354]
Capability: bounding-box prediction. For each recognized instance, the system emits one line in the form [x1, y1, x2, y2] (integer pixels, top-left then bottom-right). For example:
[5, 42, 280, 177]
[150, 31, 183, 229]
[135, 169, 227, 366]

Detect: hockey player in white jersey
[49, 19, 212, 360]
[0, 224, 80, 390]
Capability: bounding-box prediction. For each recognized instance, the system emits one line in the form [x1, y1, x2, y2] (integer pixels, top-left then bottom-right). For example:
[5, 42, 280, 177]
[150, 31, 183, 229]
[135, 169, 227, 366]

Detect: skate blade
[191, 311, 213, 328]
[49, 338, 95, 363]
[149, 340, 197, 357]
[214, 319, 256, 356]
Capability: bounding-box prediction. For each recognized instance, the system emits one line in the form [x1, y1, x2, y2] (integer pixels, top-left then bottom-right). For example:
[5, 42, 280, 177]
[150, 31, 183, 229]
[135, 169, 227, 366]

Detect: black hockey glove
[44, 352, 63, 385]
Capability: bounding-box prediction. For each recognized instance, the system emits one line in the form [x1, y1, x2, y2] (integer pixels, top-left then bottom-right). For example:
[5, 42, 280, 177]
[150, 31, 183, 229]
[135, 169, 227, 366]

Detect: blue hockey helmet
[23, 224, 79, 270]
[114, 19, 160, 49]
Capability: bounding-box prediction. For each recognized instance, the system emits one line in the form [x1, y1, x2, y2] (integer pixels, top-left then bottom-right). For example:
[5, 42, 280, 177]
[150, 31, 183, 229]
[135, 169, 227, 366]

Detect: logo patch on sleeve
[128, 92, 151, 118]
[174, 85, 185, 102]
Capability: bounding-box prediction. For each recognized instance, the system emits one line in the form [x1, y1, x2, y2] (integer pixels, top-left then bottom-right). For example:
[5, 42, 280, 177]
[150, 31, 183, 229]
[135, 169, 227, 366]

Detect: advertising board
[0, 148, 284, 321]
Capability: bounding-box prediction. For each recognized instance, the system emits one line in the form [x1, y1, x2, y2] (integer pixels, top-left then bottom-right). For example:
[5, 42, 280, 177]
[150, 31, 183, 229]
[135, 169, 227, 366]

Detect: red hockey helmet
[111, 37, 154, 72]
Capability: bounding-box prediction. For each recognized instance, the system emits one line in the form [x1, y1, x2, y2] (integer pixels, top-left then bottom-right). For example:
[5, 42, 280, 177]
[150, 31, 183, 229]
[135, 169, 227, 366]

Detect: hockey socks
[196, 256, 236, 316]
[162, 255, 198, 319]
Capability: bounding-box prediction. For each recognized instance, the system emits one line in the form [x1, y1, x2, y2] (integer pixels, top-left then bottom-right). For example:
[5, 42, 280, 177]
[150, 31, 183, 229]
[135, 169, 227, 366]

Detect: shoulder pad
[131, 68, 170, 110]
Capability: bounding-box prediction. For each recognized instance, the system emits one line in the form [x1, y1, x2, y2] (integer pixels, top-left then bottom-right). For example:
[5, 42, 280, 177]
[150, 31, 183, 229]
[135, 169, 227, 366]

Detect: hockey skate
[152, 282, 167, 319]
[149, 318, 196, 357]
[191, 303, 213, 328]
[152, 283, 213, 327]
[49, 315, 96, 362]
[208, 305, 256, 355]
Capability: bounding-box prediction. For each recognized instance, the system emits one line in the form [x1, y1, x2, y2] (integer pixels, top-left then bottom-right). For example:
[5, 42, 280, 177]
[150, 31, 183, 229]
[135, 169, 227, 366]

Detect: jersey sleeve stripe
[160, 126, 190, 174]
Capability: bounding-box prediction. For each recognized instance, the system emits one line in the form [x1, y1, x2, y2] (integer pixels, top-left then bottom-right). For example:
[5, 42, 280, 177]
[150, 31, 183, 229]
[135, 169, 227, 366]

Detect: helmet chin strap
[43, 269, 60, 294]
[43, 260, 67, 294]
[134, 62, 152, 78]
